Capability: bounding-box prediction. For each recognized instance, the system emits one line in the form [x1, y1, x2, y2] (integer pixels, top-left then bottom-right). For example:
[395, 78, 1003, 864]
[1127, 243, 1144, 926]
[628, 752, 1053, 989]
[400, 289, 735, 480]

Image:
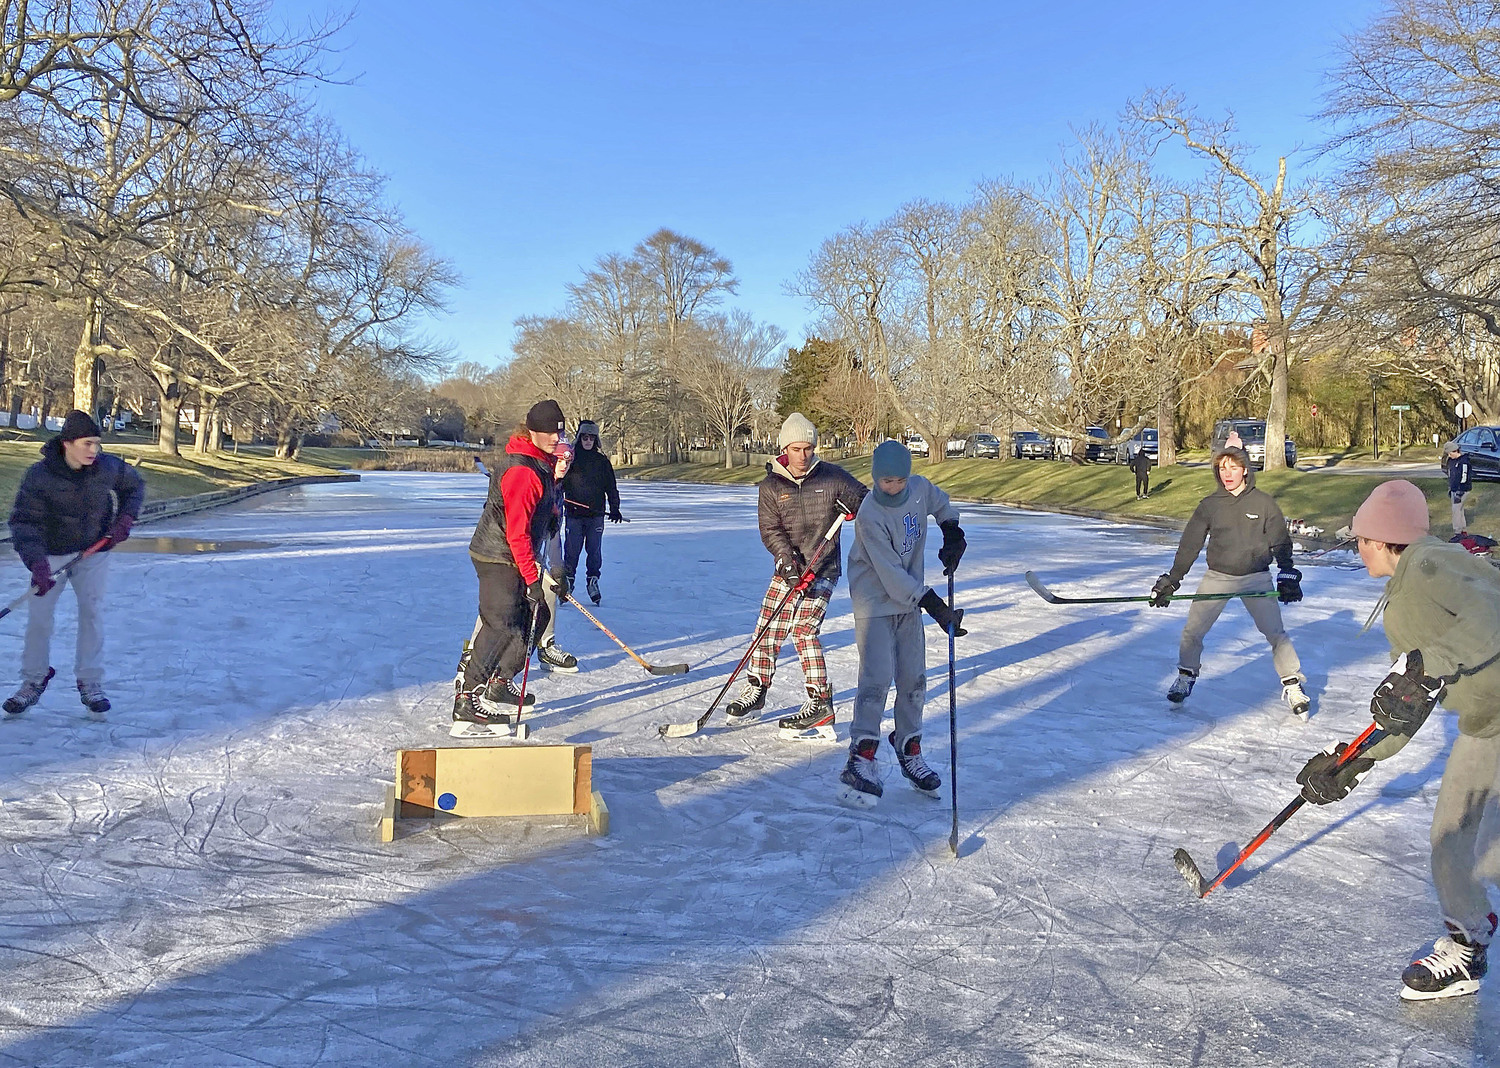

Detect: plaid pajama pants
[745, 574, 835, 700]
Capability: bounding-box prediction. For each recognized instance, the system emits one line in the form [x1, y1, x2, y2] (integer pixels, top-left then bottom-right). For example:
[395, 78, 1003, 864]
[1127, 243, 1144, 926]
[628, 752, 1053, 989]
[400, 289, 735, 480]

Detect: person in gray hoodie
[839, 440, 967, 808]
[1151, 432, 1309, 715]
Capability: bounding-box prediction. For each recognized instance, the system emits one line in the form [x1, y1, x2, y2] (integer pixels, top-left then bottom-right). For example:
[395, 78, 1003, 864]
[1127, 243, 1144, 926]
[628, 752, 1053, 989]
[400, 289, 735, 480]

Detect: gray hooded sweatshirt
[846, 476, 959, 618]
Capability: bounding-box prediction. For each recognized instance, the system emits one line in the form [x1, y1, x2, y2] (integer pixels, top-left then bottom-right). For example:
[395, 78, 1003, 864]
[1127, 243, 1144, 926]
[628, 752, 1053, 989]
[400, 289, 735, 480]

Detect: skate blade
[723, 713, 760, 729]
[836, 785, 880, 808]
[449, 721, 509, 739]
[779, 724, 838, 743]
[907, 783, 942, 799]
[540, 661, 580, 674]
[1400, 979, 1480, 1001]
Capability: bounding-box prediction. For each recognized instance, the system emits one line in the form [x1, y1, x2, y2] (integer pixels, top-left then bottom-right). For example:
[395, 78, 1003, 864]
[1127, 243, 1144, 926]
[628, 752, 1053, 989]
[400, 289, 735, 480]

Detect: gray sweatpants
[1431, 731, 1500, 938]
[851, 611, 927, 748]
[1177, 569, 1302, 683]
[22, 552, 112, 686]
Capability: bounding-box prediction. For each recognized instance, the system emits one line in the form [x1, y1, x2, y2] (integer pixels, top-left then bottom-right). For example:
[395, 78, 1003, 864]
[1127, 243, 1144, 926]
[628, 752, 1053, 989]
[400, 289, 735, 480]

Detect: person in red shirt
[452, 399, 567, 736]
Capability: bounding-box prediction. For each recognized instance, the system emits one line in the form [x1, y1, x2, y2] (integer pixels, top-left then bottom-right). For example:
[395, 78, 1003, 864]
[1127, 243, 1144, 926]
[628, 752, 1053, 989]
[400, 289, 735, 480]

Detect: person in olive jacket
[6, 410, 144, 718]
[723, 412, 867, 740]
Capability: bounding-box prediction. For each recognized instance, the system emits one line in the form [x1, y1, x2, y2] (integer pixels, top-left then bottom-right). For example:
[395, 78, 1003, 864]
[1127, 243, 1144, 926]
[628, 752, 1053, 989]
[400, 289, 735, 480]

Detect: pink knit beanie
[1351, 480, 1429, 545]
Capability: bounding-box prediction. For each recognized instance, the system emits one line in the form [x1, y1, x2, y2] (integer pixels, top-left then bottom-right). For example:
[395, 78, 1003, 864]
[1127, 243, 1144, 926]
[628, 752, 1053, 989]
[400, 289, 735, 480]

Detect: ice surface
[0, 473, 1494, 1066]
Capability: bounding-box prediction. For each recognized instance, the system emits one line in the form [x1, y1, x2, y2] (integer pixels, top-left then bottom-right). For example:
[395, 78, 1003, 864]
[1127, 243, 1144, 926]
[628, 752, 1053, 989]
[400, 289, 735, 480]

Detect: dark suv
[1211, 419, 1296, 469]
[1010, 431, 1054, 459]
[1444, 425, 1500, 481]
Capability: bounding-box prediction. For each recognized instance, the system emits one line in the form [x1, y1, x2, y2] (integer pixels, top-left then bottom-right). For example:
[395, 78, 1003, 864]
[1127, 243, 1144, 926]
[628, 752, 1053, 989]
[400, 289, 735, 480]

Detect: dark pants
[564, 515, 606, 579]
[462, 559, 532, 690]
[1135, 471, 1149, 496]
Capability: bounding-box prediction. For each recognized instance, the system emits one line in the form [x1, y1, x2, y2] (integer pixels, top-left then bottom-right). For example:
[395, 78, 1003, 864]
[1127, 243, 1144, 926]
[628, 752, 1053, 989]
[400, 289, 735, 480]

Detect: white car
[905, 435, 929, 456]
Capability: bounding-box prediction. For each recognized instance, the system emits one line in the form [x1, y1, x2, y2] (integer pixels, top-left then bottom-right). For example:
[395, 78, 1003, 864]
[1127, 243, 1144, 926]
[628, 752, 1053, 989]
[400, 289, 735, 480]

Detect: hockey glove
[1276, 567, 1303, 604]
[524, 579, 550, 646]
[107, 514, 134, 547]
[937, 520, 967, 576]
[1371, 650, 1445, 737]
[548, 567, 570, 604]
[29, 560, 53, 597]
[775, 551, 806, 583]
[1296, 742, 1376, 805]
[1149, 573, 1179, 608]
[609, 509, 628, 524]
[919, 588, 967, 636]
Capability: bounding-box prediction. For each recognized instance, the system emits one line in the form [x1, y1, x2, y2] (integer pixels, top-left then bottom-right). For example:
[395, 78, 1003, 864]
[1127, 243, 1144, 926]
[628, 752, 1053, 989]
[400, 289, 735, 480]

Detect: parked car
[1443, 425, 1500, 481]
[1059, 426, 1110, 462]
[946, 436, 968, 457]
[905, 434, 929, 457]
[963, 432, 1003, 458]
[1010, 431, 1054, 460]
[1113, 428, 1159, 465]
[1211, 419, 1297, 469]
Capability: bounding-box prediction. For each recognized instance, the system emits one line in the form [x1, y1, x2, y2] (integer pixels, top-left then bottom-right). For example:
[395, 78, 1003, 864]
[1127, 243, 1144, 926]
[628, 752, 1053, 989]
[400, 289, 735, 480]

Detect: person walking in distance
[5, 410, 144, 718]
[1297, 480, 1498, 1000]
[839, 440, 967, 807]
[1131, 442, 1153, 500]
[561, 420, 623, 605]
[1151, 432, 1310, 716]
[724, 412, 868, 740]
[1446, 442, 1472, 535]
[451, 399, 565, 737]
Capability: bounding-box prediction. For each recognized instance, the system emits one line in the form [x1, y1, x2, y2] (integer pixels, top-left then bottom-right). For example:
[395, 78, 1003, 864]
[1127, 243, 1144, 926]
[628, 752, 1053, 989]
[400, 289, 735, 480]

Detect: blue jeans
[564, 516, 605, 579]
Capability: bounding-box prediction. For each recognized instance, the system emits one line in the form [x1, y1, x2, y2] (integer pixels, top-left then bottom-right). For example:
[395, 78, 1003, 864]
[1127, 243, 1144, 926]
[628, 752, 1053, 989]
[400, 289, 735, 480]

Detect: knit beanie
[526, 399, 566, 434]
[1351, 480, 1430, 546]
[59, 410, 102, 442]
[870, 440, 912, 507]
[778, 412, 817, 450]
[576, 419, 601, 440]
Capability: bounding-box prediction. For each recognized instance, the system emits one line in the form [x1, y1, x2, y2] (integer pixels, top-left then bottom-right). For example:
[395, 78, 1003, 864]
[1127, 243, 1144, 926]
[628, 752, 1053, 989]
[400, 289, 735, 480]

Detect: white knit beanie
[778, 413, 818, 450]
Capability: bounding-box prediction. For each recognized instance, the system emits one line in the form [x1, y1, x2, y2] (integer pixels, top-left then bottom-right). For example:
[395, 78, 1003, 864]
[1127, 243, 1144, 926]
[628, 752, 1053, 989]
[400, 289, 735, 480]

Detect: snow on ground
[0, 472, 1494, 1067]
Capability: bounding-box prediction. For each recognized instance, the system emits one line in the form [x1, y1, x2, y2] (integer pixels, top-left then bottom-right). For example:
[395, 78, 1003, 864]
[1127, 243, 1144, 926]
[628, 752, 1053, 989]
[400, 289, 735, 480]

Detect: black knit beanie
[59, 410, 102, 442]
[526, 399, 566, 434]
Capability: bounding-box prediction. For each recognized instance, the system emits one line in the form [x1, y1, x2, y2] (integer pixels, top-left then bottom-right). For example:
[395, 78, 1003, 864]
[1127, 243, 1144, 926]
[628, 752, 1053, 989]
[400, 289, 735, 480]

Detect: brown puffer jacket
[757, 456, 868, 581]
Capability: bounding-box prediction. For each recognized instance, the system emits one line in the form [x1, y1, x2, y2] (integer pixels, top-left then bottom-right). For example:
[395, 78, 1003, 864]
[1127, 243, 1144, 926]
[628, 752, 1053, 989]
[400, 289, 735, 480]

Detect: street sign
[1456, 400, 1474, 419]
[1390, 404, 1411, 411]
[1310, 403, 1319, 417]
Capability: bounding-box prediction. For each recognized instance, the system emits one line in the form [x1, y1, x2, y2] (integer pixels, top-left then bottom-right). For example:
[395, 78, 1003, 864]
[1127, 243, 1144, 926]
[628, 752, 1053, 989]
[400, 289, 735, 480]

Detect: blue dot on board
[438, 792, 457, 811]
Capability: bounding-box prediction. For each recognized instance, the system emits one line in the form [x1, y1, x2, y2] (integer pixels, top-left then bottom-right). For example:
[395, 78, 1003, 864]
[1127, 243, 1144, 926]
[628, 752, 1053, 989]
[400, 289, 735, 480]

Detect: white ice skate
[1280, 678, 1311, 719]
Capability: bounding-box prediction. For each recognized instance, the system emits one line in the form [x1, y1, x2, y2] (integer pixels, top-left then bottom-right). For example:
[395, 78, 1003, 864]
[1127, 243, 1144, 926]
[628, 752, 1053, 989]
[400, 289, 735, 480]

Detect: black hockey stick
[568, 598, 688, 675]
[659, 504, 855, 739]
[946, 570, 959, 857]
[0, 537, 111, 625]
[1173, 722, 1385, 898]
[1024, 571, 1281, 606]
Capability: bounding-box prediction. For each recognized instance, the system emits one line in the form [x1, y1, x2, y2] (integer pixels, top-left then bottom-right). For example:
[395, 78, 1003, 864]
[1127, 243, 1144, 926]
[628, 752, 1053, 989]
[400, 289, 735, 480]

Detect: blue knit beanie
[871, 440, 912, 506]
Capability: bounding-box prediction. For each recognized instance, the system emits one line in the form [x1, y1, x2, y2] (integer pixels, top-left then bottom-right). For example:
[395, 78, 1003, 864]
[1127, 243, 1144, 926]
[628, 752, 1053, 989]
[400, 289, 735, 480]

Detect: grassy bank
[0, 439, 348, 525]
[621, 456, 1472, 537]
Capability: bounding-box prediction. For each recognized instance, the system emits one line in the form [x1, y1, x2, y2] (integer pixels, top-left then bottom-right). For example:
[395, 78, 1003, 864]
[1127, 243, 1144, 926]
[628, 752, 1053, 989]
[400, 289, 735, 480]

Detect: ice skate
[538, 642, 580, 673]
[723, 677, 767, 727]
[4, 668, 55, 716]
[478, 675, 537, 719]
[890, 731, 941, 796]
[1167, 670, 1195, 704]
[587, 576, 601, 605]
[837, 739, 882, 808]
[77, 680, 110, 719]
[1281, 677, 1311, 719]
[779, 692, 836, 742]
[1401, 915, 1494, 1001]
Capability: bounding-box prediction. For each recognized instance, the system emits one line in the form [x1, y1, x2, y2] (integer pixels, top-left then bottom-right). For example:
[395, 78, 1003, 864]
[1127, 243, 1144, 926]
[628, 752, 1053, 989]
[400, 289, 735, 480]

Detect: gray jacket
[846, 477, 959, 618]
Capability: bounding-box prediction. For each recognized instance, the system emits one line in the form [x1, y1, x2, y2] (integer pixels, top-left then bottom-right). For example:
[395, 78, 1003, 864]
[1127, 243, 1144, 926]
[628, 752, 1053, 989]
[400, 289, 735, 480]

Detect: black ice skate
[538, 643, 580, 673]
[77, 680, 110, 719]
[723, 677, 767, 727]
[479, 675, 537, 718]
[837, 739, 882, 808]
[587, 576, 601, 605]
[1401, 914, 1495, 1001]
[779, 693, 836, 742]
[450, 692, 528, 740]
[890, 731, 941, 796]
[4, 667, 55, 716]
[1167, 670, 1196, 704]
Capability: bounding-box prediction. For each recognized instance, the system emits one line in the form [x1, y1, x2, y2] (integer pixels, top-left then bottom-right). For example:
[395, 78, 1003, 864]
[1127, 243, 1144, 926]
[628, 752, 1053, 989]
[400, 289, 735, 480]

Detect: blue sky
[275, 0, 1384, 367]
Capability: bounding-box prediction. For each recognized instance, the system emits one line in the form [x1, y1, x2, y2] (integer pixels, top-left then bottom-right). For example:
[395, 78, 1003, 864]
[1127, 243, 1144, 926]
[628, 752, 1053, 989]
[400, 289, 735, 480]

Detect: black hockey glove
[1149, 573, 1180, 608]
[549, 567, 570, 604]
[1370, 650, 1445, 737]
[524, 578, 550, 645]
[1276, 567, 1303, 604]
[1296, 742, 1376, 805]
[609, 509, 628, 523]
[919, 588, 967, 636]
[775, 551, 806, 583]
[937, 520, 967, 576]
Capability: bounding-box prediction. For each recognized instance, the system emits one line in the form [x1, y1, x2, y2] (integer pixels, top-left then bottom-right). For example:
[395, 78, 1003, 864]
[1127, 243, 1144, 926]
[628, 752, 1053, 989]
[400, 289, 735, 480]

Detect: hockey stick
[1024, 571, 1281, 606]
[946, 570, 959, 857]
[0, 537, 111, 625]
[509, 600, 544, 740]
[1173, 722, 1385, 898]
[567, 598, 688, 675]
[659, 504, 855, 739]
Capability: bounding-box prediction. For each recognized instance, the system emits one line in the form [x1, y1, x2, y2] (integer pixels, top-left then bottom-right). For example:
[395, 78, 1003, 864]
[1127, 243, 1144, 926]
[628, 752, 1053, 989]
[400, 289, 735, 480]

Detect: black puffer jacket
[757, 456, 868, 581]
[8, 438, 146, 569]
[561, 446, 620, 519]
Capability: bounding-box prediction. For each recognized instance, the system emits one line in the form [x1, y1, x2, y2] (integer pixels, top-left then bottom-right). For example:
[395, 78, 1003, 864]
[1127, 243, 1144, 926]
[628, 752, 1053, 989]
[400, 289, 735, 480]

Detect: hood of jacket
[1211, 446, 1255, 493]
[41, 435, 90, 480]
[766, 453, 821, 486]
[505, 433, 553, 464]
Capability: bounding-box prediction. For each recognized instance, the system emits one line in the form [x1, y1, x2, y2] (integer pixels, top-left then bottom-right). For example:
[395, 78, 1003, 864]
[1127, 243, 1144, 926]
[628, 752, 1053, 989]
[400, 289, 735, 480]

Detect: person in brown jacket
[724, 413, 867, 740]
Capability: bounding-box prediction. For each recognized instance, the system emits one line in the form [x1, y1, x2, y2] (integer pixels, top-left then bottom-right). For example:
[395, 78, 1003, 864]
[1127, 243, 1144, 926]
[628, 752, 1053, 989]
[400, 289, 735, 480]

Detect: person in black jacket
[1131, 443, 1153, 499]
[560, 419, 623, 605]
[5, 411, 144, 718]
[1150, 432, 1309, 716]
[1447, 442, 1472, 534]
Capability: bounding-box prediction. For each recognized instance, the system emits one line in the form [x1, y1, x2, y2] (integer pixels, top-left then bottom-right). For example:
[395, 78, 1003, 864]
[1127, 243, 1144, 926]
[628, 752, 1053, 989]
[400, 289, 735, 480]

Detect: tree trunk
[1264, 339, 1290, 470]
[193, 394, 212, 453]
[1157, 383, 1179, 466]
[208, 408, 224, 451]
[38, 390, 52, 428]
[72, 295, 100, 416]
[8, 390, 21, 430]
[275, 418, 301, 460]
[157, 390, 181, 455]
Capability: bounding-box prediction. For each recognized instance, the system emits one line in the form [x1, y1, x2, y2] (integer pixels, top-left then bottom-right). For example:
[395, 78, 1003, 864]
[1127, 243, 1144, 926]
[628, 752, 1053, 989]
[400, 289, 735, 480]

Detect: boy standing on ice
[839, 440, 967, 807]
[724, 412, 867, 740]
[6, 410, 144, 718]
[1297, 480, 1498, 1000]
[1151, 432, 1309, 715]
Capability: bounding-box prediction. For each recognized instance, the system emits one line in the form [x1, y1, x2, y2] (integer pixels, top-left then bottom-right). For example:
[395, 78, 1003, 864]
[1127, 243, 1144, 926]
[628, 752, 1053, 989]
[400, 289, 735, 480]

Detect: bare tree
[684, 310, 785, 467]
